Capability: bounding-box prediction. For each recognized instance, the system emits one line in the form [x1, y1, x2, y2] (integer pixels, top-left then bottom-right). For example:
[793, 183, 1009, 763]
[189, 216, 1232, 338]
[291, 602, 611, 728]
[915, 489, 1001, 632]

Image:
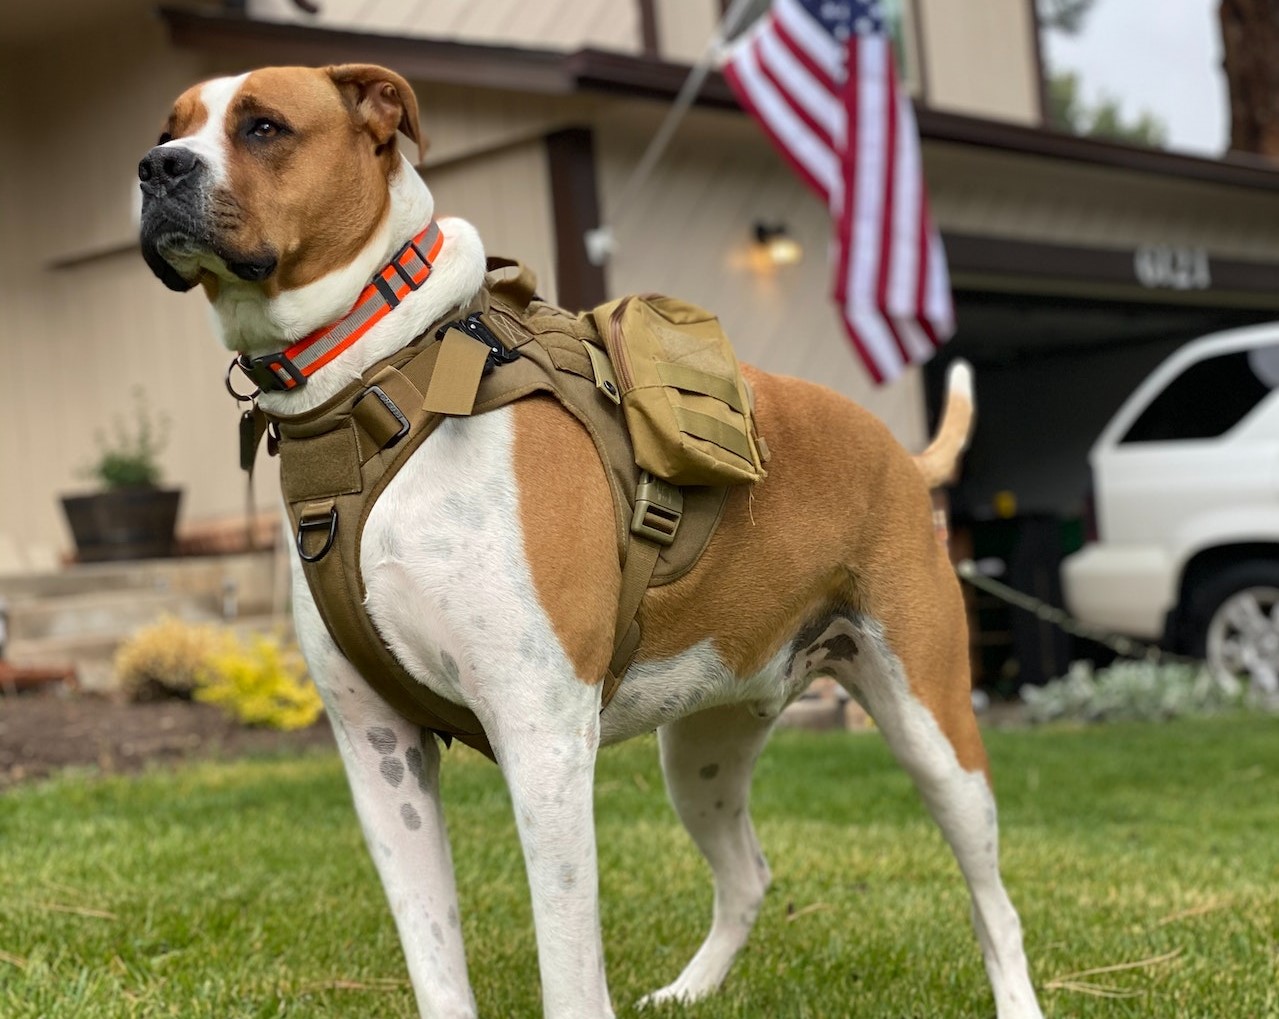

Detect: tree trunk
[1220, 0, 1279, 157]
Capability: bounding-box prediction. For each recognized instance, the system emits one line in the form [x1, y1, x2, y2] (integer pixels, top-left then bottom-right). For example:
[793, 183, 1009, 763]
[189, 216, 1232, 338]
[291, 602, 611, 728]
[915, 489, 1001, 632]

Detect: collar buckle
[239, 351, 307, 393]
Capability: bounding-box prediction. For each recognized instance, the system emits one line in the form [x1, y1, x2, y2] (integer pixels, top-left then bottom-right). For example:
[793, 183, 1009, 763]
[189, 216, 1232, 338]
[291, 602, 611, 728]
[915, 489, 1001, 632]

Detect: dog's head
[138, 64, 422, 299]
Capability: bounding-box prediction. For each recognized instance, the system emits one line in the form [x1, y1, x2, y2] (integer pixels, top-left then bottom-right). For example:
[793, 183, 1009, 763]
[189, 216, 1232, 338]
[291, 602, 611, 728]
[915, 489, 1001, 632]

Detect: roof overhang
[159, 5, 1279, 195]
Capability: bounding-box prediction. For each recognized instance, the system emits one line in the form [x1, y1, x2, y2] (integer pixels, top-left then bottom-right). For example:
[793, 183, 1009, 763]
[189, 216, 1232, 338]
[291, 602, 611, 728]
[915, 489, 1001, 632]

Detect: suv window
[1121, 346, 1279, 443]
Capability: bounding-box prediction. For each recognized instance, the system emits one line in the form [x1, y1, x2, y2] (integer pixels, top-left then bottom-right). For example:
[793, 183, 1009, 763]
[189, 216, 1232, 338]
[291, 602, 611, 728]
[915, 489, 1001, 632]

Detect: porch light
[753, 222, 803, 266]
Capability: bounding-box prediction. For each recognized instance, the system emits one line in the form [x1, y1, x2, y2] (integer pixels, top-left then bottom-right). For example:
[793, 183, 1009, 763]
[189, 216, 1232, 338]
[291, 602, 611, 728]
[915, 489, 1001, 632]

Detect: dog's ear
[325, 64, 425, 158]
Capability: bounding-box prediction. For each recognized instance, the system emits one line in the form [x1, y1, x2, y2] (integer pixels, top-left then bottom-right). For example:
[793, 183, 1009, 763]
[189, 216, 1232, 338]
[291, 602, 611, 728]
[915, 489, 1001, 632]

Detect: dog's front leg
[295, 592, 476, 1019]
[474, 676, 613, 1019]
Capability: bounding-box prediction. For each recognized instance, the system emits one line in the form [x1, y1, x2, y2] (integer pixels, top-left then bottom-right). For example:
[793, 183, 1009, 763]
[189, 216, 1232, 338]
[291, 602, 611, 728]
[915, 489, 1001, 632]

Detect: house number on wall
[1133, 245, 1211, 291]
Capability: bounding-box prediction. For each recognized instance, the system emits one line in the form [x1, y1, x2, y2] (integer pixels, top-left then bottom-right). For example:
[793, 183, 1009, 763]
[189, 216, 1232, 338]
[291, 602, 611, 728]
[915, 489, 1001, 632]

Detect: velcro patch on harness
[280, 425, 363, 501]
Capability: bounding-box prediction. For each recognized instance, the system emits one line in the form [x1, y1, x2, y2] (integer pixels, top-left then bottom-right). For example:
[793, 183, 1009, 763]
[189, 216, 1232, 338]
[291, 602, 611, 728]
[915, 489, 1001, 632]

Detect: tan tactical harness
[242, 259, 763, 761]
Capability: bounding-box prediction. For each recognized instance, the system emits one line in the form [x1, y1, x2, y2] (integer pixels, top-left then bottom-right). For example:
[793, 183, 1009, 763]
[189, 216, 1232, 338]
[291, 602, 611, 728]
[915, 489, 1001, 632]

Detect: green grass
[1, 716, 1277, 1017]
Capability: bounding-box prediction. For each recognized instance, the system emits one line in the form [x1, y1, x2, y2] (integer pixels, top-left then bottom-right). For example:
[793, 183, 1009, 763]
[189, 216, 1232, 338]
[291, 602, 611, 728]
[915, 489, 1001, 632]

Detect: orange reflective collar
[239, 221, 443, 393]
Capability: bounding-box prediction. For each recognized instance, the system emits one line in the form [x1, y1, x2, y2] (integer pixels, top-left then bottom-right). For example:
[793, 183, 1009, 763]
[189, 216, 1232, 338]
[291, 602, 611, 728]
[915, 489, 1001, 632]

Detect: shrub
[84, 388, 169, 489]
[1023, 659, 1252, 724]
[114, 616, 230, 702]
[196, 632, 323, 731]
[115, 618, 323, 731]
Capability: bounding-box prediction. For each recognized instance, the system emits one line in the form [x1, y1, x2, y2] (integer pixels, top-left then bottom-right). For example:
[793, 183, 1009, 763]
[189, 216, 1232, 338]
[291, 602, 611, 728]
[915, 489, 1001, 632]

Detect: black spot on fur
[440, 652, 460, 684]
[401, 803, 422, 831]
[699, 763, 719, 781]
[819, 634, 859, 661]
[380, 757, 405, 787]
[405, 746, 430, 792]
[367, 727, 397, 755]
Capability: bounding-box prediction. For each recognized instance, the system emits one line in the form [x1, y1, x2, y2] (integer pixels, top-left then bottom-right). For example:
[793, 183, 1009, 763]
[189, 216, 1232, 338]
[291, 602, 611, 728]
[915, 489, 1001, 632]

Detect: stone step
[0, 552, 281, 618]
[6, 589, 223, 641]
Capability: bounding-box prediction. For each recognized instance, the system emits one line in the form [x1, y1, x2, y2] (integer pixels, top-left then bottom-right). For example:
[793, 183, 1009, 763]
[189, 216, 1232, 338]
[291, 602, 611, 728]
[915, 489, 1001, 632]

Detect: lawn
[1, 715, 1276, 1018]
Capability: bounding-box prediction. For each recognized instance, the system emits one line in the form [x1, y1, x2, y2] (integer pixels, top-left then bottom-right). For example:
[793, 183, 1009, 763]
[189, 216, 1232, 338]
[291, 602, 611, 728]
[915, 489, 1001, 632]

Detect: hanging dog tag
[422, 331, 490, 416]
[239, 406, 268, 473]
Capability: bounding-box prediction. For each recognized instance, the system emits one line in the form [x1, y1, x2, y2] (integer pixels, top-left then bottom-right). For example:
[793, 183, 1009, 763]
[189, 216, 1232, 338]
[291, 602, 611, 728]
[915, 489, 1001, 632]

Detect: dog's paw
[636, 981, 705, 1010]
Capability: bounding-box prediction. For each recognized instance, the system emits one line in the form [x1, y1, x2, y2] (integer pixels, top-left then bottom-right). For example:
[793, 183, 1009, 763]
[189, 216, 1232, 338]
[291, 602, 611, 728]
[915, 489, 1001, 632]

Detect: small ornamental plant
[1023, 659, 1251, 724]
[84, 388, 169, 489]
[114, 618, 323, 730]
[114, 616, 230, 702]
[197, 632, 324, 731]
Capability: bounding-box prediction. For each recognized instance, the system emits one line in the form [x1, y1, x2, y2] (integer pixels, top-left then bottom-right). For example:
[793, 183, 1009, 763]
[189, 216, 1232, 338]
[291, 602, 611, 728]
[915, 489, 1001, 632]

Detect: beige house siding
[927, 142, 1279, 263]
[249, 0, 644, 55]
[428, 140, 561, 304]
[594, 105, 928, 450]
[916, 0, 1040, 125]
[10, 18, 219, 265]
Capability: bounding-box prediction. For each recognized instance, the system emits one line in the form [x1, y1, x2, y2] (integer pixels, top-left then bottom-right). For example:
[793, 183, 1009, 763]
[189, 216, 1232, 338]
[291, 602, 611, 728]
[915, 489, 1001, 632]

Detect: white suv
[1062, 322, 1279, 693]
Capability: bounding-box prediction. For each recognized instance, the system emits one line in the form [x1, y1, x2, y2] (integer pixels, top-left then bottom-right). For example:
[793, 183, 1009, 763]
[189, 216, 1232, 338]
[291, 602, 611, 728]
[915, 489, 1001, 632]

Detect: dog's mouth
[140, 194, 279, 292]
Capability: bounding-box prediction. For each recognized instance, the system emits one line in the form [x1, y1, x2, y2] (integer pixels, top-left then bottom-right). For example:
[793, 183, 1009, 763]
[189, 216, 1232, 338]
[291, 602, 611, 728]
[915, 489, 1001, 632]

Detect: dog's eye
[157, 131, 172, 145]
[249, 119, 281, 139]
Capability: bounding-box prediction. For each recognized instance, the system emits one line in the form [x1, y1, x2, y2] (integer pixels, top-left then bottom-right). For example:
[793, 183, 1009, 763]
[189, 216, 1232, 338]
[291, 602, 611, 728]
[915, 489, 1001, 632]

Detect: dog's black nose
[137, 145, 201, 187]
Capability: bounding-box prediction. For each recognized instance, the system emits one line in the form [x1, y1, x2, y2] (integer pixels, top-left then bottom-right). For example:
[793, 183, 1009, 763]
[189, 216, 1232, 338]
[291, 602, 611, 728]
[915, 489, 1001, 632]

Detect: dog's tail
[913, 359, 975, 489]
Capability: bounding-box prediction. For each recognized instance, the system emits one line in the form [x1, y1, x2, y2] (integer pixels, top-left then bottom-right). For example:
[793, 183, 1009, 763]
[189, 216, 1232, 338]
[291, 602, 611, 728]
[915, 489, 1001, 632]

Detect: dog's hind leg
[295, 594, 476, 1019]
[639, 703, 775, 1006]
[829, 609, 1043, 1019]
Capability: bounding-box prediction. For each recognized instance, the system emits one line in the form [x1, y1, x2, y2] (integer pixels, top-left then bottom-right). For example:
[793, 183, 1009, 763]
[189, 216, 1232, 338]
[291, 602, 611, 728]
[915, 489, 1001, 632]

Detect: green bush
[84, 389, 168, 489]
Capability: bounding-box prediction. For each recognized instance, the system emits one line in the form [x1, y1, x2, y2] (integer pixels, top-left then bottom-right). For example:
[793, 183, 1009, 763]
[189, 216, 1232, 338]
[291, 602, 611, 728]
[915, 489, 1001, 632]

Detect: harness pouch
[591, 295, 766, 487]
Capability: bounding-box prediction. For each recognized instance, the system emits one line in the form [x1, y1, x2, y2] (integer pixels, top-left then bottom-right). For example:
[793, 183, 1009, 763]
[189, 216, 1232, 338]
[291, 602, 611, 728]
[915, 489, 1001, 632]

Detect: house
[4, 0, 1279, 684]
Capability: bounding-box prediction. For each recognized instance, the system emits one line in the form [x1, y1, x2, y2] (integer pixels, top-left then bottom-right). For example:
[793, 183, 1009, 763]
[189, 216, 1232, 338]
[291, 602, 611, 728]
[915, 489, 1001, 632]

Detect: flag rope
[584, 0, 761, 266]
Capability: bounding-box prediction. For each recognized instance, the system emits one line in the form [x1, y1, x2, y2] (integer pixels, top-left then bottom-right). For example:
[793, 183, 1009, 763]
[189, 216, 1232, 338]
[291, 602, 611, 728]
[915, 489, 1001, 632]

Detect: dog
[138, 64, 1043, 1019]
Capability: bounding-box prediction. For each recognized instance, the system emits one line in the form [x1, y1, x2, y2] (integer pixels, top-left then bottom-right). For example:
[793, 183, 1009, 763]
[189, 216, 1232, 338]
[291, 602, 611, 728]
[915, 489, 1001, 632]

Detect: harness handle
[485, 257, 539, 310]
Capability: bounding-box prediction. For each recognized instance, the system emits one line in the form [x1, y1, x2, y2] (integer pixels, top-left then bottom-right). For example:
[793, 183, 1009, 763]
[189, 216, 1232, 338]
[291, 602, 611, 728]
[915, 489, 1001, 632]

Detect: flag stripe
[724, 0, 955, 385]
[725, 41, 837, 201]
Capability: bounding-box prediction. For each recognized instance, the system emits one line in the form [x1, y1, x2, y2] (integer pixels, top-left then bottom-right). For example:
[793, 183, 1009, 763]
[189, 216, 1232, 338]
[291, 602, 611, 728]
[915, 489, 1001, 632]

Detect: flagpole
[584, 0, 760, 266]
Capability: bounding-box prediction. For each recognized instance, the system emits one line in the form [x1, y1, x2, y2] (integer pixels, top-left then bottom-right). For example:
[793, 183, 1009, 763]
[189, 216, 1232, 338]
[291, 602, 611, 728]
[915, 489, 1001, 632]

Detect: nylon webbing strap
[656, 362, 745, 412]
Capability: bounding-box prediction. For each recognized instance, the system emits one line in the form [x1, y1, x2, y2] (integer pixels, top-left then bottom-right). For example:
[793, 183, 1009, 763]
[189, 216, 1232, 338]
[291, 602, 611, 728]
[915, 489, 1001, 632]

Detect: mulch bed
[0, 691, 334, 789]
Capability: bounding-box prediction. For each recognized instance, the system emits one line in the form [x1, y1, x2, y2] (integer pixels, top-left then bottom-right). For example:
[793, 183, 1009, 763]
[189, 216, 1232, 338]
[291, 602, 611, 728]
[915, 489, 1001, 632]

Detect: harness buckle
[240, 351, 306, 392]
[354, 384, 411, 449]
[631, 473, 683, 547]
[437, 313, 520, 375]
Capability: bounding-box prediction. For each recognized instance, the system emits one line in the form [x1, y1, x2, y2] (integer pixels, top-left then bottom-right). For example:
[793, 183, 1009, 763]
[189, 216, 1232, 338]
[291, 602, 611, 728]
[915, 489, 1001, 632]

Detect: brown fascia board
[158, 6, 574, 95]
[159, 5, 1279, 193]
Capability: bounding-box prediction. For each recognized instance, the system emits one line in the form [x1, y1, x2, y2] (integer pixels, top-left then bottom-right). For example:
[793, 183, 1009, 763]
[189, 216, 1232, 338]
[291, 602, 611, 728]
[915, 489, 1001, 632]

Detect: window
[1120, 346, 1279, 444]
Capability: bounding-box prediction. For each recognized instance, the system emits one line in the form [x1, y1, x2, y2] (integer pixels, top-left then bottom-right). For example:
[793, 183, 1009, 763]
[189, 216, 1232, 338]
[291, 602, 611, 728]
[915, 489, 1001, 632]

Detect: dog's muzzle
[137, 145, 277, 291]
[138, 145, 209, 293]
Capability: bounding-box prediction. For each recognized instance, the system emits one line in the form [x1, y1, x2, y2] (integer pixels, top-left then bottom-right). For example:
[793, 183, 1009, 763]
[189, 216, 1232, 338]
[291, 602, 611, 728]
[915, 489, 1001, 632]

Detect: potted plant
[61, 391, 182, 562]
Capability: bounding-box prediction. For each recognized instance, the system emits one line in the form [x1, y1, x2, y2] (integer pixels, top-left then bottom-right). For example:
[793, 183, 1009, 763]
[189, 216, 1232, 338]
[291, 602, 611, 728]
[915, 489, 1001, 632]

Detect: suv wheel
[1186, 561, 1279, 694]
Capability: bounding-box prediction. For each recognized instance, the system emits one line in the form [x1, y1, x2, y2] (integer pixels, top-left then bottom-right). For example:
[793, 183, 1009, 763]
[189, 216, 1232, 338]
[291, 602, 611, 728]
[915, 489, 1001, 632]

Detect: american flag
[723, 0, 954, 384]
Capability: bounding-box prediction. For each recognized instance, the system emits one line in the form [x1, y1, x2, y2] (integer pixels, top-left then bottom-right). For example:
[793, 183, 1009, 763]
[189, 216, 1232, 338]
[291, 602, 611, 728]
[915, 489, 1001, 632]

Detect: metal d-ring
[225, 357, 261, 403]
[296, 507, 338, 563]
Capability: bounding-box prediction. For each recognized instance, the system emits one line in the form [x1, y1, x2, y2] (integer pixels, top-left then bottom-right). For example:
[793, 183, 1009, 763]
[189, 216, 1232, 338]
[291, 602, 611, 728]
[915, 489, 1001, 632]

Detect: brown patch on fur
[638, 365, 988, 775]
[512, 396, 619, 685]
[164, 87, 209, 140]
[216, 66, 408, 296]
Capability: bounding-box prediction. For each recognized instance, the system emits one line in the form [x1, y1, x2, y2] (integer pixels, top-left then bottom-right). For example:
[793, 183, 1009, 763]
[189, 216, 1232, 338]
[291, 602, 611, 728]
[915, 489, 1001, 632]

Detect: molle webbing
[267, 262, 730, 759]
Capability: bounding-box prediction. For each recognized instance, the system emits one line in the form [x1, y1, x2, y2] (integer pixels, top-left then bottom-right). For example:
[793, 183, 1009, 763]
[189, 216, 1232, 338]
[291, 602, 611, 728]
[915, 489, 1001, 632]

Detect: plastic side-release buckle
[631, 473, 683, 547]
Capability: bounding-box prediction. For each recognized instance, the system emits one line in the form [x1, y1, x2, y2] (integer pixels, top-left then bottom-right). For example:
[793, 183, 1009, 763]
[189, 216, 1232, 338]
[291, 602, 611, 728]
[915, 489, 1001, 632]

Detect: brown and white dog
[139, 64, 1043, 1019]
